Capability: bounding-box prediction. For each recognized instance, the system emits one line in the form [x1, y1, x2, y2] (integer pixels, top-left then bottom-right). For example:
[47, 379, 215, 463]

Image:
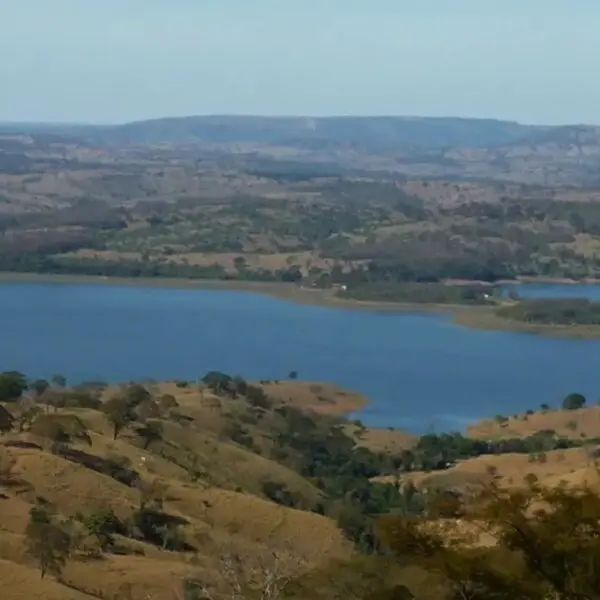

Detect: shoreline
[2, 271, 600, 339]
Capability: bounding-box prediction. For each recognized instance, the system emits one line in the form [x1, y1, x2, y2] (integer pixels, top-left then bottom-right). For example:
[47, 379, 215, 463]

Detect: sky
[0, 0, 598, 125]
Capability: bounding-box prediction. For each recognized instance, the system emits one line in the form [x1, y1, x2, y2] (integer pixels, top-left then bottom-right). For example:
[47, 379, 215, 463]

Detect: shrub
[245, 385, 273, 409]
[261, 480, 303, 508]
[80, 506, 122, 551]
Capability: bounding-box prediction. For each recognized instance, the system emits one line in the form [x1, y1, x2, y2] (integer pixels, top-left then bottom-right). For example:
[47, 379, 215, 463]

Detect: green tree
[0, 371, 27, 401]
[562, 393, 586, 411]
[25, 505, 72, 579]
[103, 395, 136, 440]
[202, 371, 233, 395]
[377, 479, 600, 600]
[82, 506, 121, 551]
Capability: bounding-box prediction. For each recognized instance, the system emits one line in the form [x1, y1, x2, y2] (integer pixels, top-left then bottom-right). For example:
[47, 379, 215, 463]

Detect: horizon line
[1, 114, 594, 129]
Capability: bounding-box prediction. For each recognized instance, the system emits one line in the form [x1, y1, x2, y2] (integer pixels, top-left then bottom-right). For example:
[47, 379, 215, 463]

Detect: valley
[4, 115, 600, 598]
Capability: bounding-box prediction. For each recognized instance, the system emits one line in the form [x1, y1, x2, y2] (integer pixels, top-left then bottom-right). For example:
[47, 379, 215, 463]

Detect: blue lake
[1, 281, 600, 433]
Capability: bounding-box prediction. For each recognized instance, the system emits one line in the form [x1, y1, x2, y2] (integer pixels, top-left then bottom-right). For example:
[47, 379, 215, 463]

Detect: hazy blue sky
[1, 0, 598, 124]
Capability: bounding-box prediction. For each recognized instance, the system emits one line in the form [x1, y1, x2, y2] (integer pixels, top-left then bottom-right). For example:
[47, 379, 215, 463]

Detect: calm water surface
[1, 282, 600, 433]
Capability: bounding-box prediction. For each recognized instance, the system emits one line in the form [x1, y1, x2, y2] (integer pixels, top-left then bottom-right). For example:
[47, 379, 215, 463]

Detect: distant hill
[0, 116, 541, 149]
[77, 115, 542, 149]
[3, 115, 600, 185]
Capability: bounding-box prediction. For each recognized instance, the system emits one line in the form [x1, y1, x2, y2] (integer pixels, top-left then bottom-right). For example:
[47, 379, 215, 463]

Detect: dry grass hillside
[468, 404, 600, 441]
[0, 376, 372, 600]
[345, 423, 416, 453]
[379, 447, 600, 492]
[373, 404, 600, 496]
[259, 380, 367, 415]
[7, 372, 597, 599]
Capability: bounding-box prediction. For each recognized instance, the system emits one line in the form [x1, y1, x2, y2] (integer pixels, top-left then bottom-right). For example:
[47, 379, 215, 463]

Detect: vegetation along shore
[3, 271, 600, 338]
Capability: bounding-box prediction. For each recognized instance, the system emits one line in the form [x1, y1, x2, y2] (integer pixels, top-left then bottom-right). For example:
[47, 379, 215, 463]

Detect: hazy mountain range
[2, 116, 600, 186]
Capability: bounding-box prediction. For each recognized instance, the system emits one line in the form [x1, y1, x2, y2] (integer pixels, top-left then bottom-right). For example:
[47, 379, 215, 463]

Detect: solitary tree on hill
[562, 392, 586, 411]
[103, 395, 136, 440]
[25, 505, 72, 579]
[81, 505, 121, 552]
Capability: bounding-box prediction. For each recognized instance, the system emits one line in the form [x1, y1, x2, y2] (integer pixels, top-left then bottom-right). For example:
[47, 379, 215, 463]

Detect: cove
[1, 281, 600, 433]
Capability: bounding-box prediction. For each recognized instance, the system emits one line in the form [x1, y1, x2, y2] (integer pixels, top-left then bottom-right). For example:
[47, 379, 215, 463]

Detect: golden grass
[469, 405, 600, 440]
[0, 559, 96, 600]
[377, 447, 600, 492]
[345, 423, 416, 453]
[260, 380, 367, 416]
[169, 251, 332, 273]
[553, 233, 600, 258]
[0, 376, 355, 600]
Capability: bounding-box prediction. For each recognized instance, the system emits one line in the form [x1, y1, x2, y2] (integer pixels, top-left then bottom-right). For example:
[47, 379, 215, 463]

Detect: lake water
[1, 281, 600, 433]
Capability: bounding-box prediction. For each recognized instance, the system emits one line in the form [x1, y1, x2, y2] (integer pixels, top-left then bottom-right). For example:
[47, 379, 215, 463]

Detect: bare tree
[14, 398, 40, 432]
[184, 544, 309, 600]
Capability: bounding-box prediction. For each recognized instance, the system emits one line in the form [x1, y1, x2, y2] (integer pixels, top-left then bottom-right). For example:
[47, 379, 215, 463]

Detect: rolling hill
[0, 374, 411, 600]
